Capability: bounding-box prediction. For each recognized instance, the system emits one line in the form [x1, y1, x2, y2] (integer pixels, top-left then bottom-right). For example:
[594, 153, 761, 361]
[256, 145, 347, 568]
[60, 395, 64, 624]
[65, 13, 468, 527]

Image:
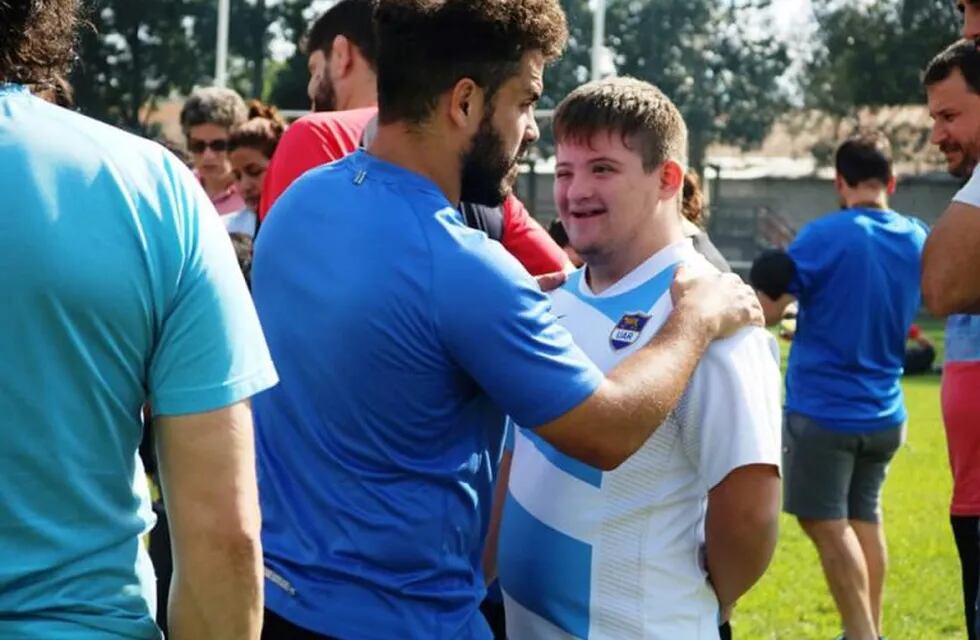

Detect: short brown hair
[835, 130, 893, 187]
[374, 0, 568, 125]
[0, 0, 80, 85]
[553, 77, 689, 172]
[229, 100, 287, 159]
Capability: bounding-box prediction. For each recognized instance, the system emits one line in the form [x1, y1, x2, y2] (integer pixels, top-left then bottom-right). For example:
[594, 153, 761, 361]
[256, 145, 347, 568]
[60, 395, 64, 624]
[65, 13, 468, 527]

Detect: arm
[155, 402, 263, 640]
[535, 270, 763, 471]
[705, 464, 781, 608]
[922, 201, 980, 315]
[757, 291, 796, 327]
[500, 195, 570, 276]
[482, 449, 513, 585]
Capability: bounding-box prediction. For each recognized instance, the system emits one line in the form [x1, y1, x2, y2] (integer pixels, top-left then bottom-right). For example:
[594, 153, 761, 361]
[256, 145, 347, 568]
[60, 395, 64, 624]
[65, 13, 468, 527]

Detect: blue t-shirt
[785, 207, 927, 432]
[0, 84, 278, 638]
[252, 150, 602, 639]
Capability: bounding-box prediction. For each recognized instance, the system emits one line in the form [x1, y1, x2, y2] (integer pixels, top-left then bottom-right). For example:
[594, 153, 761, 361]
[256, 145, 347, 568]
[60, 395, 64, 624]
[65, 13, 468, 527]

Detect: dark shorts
[782, 413, 905, 523]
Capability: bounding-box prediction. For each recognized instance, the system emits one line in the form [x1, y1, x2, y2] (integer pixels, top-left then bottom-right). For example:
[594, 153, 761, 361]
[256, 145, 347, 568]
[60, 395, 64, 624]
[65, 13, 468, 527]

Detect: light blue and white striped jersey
[498, 240, 782, 640]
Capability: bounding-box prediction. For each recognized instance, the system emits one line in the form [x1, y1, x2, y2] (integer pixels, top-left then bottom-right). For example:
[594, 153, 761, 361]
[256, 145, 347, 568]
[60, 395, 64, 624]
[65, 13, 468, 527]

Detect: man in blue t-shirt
[250, 2, 764, 639]
[0, 4, 278, 639]
[751, 131, 927, 640]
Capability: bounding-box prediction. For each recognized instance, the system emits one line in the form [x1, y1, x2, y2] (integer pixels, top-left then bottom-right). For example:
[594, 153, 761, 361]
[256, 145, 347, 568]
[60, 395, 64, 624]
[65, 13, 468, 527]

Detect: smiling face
[555, 131, 670, 265]
[927, 68, 980, 177]
[459, 50, 543, 206]
[229, 146, 270, 212]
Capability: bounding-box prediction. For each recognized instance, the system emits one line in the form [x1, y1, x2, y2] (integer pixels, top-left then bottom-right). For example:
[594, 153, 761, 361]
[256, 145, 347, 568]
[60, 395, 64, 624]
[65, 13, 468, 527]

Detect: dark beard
[459, 115, 523, 207]
[312, 77, 336, 113]
[940, 141, 977, 179]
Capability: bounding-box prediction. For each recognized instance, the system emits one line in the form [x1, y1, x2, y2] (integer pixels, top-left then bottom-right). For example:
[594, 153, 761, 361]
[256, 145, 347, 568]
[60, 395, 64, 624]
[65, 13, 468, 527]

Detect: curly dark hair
[374, 0, 568, 125]
[0, 0, 80, 85]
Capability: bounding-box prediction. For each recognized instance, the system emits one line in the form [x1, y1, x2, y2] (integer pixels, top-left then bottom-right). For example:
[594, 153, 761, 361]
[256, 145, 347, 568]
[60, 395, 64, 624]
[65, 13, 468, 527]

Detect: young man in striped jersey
[492, 78, 782, 639]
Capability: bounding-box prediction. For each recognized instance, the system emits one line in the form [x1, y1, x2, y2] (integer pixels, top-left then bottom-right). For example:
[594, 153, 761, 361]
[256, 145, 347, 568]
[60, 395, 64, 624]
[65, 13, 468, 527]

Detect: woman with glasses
[179, 87, 248, 216]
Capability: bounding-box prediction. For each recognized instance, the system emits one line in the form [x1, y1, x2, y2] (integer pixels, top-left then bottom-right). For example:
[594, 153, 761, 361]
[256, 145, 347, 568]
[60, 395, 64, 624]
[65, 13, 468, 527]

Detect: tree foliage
[804, 0, 959, 115]
[71, 0, 309, 133]
[539, 0, 791, 171]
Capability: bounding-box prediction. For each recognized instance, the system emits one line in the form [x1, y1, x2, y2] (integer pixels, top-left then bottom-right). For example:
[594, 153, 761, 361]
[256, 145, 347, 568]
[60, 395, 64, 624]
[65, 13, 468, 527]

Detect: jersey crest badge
[610, 312, 651, 351]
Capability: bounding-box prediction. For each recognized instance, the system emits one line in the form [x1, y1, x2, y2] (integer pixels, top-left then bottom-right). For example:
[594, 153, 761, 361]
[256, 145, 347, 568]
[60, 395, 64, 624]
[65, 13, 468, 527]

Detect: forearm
[168, 535, 264, 640]
[600, 306, 713, 457]
[482, 450, 513, 585]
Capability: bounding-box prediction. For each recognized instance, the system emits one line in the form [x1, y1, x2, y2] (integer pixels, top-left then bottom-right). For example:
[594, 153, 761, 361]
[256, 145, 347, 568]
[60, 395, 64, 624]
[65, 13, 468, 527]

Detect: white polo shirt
[498, 240, 782, 640]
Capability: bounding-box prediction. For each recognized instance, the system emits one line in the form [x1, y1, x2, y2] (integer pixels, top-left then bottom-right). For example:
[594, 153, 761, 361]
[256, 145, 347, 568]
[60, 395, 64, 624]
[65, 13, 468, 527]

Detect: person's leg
[799, 518, 877, 640]
[783, 414, 875, 640]
[951, 516, 980, 640]
[847, 424, 905, 637]
[849, 520, 886, 635]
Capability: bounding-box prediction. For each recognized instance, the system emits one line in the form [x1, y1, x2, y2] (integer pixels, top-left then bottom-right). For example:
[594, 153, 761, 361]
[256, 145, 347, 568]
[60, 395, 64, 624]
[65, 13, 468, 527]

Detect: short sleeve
[679, 328, 782, 490]
[954, 166, 980, 207]
[786, 221, 826, 298]
[435, 226, 602, 429]
[149, 155, 278, 415]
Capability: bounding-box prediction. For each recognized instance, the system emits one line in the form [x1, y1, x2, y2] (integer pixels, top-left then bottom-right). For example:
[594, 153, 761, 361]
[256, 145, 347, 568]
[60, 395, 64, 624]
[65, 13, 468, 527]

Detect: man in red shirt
[259, 0, 567, 276]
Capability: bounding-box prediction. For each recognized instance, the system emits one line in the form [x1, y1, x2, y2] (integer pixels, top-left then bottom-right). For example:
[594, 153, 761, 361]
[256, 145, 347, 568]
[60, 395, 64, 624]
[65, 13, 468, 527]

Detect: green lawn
[735, 321, 962, 639]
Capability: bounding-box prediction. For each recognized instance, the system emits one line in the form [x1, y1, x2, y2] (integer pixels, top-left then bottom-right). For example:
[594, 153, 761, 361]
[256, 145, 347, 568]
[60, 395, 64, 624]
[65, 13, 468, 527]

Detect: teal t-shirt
[0, 84, 278, 638]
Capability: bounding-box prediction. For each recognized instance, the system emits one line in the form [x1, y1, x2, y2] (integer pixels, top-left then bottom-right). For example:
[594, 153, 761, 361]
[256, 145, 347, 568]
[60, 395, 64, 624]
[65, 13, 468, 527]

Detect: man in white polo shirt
[493, 78, 782, 640]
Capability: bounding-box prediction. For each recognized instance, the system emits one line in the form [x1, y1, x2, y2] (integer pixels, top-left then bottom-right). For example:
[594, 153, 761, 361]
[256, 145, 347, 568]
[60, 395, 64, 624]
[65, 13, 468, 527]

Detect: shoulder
[699, 327, 780, 382]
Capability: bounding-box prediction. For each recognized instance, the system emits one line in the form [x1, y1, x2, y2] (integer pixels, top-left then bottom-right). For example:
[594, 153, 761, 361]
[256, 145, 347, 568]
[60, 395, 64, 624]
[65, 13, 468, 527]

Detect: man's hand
[535, 270, 567, 293]
[670, 266, 764, 339]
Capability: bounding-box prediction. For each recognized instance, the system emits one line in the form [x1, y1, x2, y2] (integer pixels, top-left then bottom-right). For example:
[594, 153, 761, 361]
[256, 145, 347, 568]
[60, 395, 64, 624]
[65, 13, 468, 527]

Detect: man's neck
[842, 186, 888, 210]
[585, 222, 686, 295]
[337, 74, 379, 111]
[368, 123, 462, 205]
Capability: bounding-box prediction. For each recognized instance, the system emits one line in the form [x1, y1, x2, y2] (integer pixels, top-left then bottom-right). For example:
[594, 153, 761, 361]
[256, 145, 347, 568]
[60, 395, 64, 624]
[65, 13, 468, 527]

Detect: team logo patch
[610, 312, 652, 351]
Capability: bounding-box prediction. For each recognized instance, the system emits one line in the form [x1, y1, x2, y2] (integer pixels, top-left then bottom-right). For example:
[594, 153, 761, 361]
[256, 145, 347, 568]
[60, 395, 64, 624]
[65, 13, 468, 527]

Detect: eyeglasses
[188, 138, 229, 154]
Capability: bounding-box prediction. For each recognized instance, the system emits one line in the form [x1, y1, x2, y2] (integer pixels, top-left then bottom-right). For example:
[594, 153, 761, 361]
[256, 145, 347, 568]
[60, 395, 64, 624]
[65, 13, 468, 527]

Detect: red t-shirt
[258, 107, 567, 275]
[258, 107, 378, 219]
[501, 194, 567, 276]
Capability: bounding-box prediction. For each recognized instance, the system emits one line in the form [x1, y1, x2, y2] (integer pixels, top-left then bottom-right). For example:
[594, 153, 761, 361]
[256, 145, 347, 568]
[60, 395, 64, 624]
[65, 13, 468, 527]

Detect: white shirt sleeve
[953, 165, 980, 207]
[679, 327, 783, 491]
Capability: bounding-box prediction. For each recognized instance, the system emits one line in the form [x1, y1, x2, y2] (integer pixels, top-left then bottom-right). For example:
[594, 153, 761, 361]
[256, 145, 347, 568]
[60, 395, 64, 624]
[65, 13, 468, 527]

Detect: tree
[72, 0, 212, 132]
[804, 0, 959, 115]
[604, 0, 791, 172]
[267, 0, 318, 110]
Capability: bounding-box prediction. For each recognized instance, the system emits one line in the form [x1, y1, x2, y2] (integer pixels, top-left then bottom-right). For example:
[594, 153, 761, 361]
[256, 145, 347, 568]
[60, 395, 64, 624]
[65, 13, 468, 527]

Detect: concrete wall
[514, 170, 962, 230]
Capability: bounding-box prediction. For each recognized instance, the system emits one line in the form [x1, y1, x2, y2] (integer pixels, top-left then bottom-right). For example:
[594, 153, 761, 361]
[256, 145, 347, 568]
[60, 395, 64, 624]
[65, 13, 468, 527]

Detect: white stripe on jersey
[499, 240, 782, 640]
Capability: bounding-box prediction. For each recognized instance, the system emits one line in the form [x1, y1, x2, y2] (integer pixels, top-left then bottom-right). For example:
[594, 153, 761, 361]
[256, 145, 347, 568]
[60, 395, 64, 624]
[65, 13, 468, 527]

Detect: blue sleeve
[148, 154, 278, 415]
[435, 226, 603, 430]
[786, 222, 825, 298]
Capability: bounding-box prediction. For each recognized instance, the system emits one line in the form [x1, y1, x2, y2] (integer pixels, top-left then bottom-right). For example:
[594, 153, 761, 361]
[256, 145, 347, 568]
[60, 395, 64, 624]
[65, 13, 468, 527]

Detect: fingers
[535, 270, 567, 293]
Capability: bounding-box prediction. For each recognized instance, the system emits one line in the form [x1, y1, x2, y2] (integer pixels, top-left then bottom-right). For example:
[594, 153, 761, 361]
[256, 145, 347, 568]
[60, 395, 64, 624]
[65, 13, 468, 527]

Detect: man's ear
[659, 160, 684, 201]
[886, 174, 897, 195]
[447, 78, 484, 132]
[330, 34, 353, 78]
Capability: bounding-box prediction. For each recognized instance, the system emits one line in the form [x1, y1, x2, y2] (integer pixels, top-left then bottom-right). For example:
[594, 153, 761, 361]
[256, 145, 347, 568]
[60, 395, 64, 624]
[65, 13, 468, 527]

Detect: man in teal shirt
[0, 2, 278, 638]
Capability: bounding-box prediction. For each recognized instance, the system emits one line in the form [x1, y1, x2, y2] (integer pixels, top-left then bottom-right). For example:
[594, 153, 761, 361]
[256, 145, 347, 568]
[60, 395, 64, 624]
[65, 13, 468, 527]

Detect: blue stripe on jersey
[499, 490, 592, 638]
[523, 427, 602, 489]
[946, 314, 980, 363]
[564, 265, 678, 324]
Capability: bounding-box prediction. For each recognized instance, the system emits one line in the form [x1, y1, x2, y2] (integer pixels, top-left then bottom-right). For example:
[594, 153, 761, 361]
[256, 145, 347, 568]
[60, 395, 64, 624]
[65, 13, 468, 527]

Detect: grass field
[735, 320, 962, 639]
